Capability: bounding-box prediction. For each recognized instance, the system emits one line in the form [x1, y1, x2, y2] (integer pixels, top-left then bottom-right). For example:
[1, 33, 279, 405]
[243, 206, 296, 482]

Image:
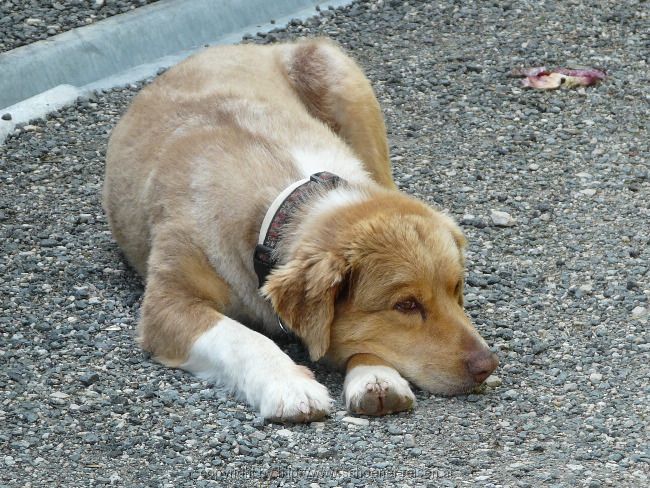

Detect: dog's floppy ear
[262, 251, 348, 361]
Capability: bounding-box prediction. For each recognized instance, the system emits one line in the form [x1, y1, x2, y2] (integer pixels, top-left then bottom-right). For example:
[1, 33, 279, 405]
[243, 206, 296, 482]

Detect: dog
[103, 38, 498, 422]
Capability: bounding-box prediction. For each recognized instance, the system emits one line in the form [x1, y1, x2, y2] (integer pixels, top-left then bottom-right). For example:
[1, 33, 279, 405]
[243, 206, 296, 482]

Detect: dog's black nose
[465, 349, 499, 384]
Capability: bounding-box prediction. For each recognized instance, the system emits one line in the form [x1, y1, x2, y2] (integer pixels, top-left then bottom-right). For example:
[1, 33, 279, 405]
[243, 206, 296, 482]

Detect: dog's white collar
[253, 172, 344, 288]
[257, 176, 313, 246]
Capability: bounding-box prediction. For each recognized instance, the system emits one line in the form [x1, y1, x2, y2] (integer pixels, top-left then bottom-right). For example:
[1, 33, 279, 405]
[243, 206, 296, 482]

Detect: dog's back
[104, 41, 388, 277]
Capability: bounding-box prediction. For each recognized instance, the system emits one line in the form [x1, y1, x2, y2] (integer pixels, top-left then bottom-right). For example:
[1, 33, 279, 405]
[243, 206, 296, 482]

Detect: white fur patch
[291, 146, 370, 184]
[344, 365, 415, 414]
[181, 317, 332, 421]
[308, 186, 369, 221]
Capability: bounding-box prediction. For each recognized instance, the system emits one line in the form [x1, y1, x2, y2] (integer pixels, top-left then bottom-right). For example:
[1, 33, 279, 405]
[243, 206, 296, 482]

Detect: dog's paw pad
[260, 366, 332, 423]
[344, 365, 415, 416]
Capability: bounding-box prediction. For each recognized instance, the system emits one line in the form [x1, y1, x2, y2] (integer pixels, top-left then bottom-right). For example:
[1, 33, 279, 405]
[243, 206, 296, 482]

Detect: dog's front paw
[259, 365, 332, 423]
[344, 365, 415, 416]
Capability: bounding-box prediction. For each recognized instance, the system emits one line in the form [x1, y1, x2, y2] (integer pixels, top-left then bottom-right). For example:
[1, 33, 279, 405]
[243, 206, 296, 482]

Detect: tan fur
[261, 247, 347, 360]
[139, 226, 232, 366]
[285, 40, 394, 189]
[104, 38, 497, 403]
[346, 353, 393, 370]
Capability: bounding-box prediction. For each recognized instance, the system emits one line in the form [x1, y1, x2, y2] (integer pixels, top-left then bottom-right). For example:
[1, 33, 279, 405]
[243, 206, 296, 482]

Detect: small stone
[404, 434, 416, 447]
[40, 239, 57, 248]
[503, 389, 518, 399]
[579, 188, 597, 196]
[1, 113, 12, 121]
[250, 431, 266, 441]
[461, 214, 476, 225]
[485, 375, 502, 387]
[631, 306, 647, 319]
[4, 456, 15, 466]
[158, 389, 180, 404]
[564, 382, 578, 392]
[50, 391, 70, 399]
[608, 452, 623, 462]
[83, 433, 99, 444]
[316, 447, 334, 458]
[529, 163, 539, 171]
[387, 424, 403, 435]
[490, 209, 516, 227]
[342, 416, 369, 426]
[589, 373, 603, 383]
[276, 428, 293, 437]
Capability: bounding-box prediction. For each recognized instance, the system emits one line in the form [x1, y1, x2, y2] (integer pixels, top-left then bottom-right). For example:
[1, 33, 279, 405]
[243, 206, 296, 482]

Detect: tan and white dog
[103, 39, 498, 422]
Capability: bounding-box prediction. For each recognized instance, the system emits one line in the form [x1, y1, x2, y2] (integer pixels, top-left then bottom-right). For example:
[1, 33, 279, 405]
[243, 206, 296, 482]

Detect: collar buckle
[277, 315, 290, 335]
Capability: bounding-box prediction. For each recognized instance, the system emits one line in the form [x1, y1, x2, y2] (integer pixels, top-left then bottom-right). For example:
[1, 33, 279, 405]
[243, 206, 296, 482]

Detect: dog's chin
[411, 376, 478, 397]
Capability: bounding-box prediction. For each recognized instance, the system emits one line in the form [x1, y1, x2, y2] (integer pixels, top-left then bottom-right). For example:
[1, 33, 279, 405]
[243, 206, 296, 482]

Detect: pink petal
[519, 67, 607, 89]
[512, 66, 549, 78]
[521, 72, 565, 89]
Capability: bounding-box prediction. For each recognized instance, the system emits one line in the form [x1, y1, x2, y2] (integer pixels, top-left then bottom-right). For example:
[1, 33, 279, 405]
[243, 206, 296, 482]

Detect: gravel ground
[1, 0, 649, 486]
[0, 0, 158, 53]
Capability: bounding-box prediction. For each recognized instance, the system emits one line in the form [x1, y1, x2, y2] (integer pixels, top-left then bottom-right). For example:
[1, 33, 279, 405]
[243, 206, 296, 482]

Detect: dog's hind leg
[343, 353, 415, 416]
[283, 39, 396, 189]
[139, 227, 332, 422]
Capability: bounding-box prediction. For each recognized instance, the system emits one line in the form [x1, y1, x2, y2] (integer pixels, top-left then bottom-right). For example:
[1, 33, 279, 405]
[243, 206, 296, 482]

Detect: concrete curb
[0, 0, 352, 143]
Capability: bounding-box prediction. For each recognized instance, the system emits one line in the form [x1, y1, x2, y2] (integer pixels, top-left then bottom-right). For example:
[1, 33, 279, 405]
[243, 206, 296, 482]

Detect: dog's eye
[394, 298, 422, 314]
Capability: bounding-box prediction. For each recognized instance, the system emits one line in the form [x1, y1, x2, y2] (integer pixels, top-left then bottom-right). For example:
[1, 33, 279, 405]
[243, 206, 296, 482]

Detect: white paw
[180, 318, 331, 422]
[344, 365, 415, 416]
[259, 365, 332, 423]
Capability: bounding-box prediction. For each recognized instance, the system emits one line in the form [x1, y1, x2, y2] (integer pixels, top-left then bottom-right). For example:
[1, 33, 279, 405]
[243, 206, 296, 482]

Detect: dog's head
[263, 191, 498, 395]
